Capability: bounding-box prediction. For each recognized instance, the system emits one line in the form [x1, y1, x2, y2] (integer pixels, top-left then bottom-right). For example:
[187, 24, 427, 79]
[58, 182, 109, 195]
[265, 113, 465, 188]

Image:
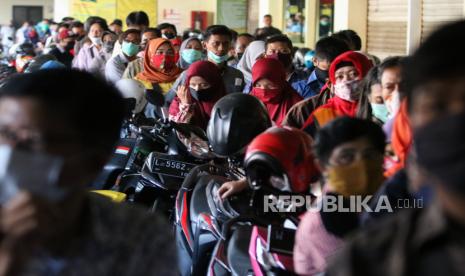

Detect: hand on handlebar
[217, 178, 248, 200]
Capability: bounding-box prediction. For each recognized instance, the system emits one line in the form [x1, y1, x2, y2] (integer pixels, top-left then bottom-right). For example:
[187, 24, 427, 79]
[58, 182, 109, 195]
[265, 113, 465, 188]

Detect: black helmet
[207, 93, 272, 158]
[15, 43, 36, 57]
[293, 47, 310, 70]
[24, 54, 57, 73]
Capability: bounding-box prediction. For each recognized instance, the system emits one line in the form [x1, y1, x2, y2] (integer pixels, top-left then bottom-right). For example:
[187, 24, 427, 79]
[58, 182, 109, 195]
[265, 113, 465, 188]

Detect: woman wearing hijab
[237, 40, 266, 92]
[177, 37, 204, 70]
[169, 61, 226, 130]
[250, 57, 303, 126]
[302, 51, 373, 137]
[135, 38, 182, 94]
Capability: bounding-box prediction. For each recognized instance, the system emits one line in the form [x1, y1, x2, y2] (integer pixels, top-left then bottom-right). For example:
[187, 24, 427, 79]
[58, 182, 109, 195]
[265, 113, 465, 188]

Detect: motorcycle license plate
[151, 157, 196, 178]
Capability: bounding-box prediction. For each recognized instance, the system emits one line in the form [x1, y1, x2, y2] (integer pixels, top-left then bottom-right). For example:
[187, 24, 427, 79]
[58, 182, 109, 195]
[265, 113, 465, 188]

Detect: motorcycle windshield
[175, 124, 214, 159]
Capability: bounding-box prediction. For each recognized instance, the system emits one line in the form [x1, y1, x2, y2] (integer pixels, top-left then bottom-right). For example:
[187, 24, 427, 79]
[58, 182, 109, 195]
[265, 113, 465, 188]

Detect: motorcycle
[113, 119, 216, 221]
[207, 215, 300, 276]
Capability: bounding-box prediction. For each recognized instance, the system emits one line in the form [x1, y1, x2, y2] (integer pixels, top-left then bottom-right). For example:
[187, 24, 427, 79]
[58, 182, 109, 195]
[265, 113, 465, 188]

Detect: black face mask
[65, 41, 75, 51]
[414, 111, 465, 195]
[103, 42, 115, 53]
[314, 67, 329, 83]
[319, 193, 359, 238]
[279, 52, 293, 68]
[268, 52, 293, 69]
[163, 32, 176, 40]
[189, 87, 216, 102]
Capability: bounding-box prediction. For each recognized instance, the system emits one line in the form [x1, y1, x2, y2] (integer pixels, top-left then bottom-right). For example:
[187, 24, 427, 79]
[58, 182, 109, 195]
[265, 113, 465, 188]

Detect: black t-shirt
[49, 47, 74, 68]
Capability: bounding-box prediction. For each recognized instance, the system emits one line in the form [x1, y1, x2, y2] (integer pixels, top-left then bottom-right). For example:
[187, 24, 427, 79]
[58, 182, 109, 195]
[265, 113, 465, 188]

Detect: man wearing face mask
[48, 29, 77, 68]
[111, 11, 150, 58]
[328, 20, 465, 276]
[295, 117, 386, 275]
[0, 69, 177, 275]
[264, 35, 309, 94]
[227, 33, 254, 68]
[105, 29, 141, 84]
[158, 23, 177, 40]
[167, 25, 244, 103]
[157, 23, 180, 61]
[293, 36, 350, 100]
[122, 28, 161, 80]
[283, 37, 350, 128]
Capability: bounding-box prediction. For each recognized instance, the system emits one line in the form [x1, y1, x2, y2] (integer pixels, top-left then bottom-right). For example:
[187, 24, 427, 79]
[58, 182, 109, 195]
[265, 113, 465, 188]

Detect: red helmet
[244, 127, 319, 193]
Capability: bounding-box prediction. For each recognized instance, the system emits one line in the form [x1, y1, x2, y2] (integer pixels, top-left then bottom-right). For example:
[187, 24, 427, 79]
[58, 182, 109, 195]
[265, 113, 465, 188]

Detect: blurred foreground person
[327, 20, 465, 276]
[0, 69, 176, 276]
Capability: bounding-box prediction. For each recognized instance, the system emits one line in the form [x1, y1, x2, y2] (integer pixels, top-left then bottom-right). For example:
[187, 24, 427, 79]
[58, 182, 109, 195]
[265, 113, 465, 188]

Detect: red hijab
[327, 51, 374, 117]
[169, 61, 226, 129]
[329, 51, 373, 85]
[250, 58, 303, 126]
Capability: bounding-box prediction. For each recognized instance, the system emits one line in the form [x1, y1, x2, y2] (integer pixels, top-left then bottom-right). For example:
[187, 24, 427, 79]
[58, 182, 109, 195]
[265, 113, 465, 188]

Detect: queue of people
[0, 10, 464, 276]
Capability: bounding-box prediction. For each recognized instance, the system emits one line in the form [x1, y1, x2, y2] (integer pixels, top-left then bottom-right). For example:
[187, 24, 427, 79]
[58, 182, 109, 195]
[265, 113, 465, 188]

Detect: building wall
[157, 0, 216, 32]
[247, 0, 260, 34]
[0, 0, 54, 25]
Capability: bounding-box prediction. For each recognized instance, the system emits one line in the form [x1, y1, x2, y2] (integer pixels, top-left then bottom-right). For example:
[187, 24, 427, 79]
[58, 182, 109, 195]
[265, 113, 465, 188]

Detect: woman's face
[185, 40, 202, 51]
[334, 66, 359, 84]
[89, 23, 103, 38]
[254, 78, 279, 89]
[155, 42, 174, 56]
[189, 76, 211, 91]
[369, 83, 384, 104]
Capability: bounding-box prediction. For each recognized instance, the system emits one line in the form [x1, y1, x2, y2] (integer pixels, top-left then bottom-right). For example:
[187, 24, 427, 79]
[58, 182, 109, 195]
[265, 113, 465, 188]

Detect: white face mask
[333, 79, 359, 102]
[385, 91, 401, 117]
[89, 36, 102, 46]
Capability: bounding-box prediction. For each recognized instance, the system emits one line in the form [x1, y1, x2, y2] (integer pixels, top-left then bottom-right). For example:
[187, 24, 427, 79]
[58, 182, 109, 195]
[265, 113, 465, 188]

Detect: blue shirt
[292, 70, 325, 99]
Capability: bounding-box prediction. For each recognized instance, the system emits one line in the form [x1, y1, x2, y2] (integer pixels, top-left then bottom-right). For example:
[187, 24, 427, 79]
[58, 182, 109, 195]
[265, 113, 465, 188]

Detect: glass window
[284, 0, 306, 45]
[318, 0, 334, 39]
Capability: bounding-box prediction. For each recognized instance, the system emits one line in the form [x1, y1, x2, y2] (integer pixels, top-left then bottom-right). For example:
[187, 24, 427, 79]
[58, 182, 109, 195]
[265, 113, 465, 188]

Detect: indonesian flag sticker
[115, 146, 131, 155]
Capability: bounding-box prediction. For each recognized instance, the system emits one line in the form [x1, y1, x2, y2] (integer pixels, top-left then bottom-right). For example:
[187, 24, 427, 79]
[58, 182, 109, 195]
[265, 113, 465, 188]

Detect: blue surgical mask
[371, 103, 389, 123]
[181, 49, 203, 64]
[122, 41, 140, 57]
[207, 50, 229, 64]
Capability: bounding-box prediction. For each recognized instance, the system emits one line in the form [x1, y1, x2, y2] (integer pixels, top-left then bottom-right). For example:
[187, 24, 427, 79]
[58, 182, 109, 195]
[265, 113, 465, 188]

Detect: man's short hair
[378, 56, 403, 81]
[264, 14, 272, 18]
[126, 11, 149, 28]
[203, 25, 232, 42]
[265, 34, 293, 52]
[157, 23, 177, 35]
[84, 16, 108, 33]
[62, 17, 75, 22]
[238, 33, 254, 40]
[314, 117, 386, 164]
[143, 27, 161, 38]
[119, 29, 141, 43]
[70, 21, 84, 29]
[332, 30, 362, 51]
[110, 19, 123, 27]
[0, 69, 124, 155]
[314, 36, 350, 62]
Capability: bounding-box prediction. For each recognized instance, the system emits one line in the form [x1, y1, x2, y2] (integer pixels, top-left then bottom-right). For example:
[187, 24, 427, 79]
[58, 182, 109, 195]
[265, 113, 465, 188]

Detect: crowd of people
[0, 9, 464, 276]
